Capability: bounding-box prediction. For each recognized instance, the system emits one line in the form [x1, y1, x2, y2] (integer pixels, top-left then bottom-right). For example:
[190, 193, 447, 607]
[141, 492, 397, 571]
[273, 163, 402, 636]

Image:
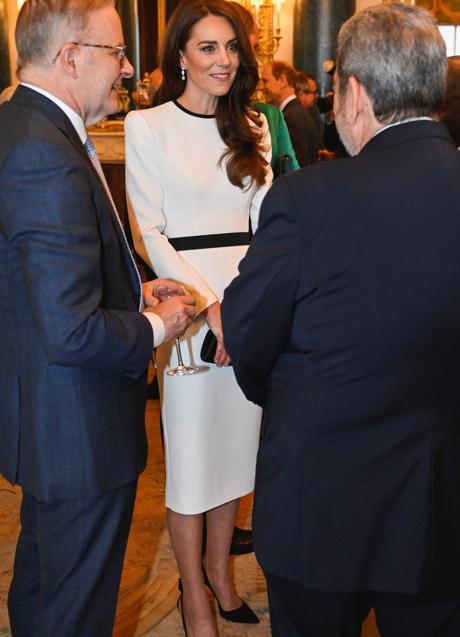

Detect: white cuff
[142, 311, 166, 348]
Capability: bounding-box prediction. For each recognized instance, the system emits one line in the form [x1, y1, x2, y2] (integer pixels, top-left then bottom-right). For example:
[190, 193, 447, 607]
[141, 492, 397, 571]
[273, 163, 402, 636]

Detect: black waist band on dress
[168, 232, 250, 251]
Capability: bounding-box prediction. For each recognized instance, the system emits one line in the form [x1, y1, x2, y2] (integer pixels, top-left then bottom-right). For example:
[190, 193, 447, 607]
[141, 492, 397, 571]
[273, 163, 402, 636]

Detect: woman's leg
[203, 498, 242, 610]
[167, 508, 218, 637]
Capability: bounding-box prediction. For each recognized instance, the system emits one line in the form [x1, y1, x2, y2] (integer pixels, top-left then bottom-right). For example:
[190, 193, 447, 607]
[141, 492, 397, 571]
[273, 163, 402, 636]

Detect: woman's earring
[181, 67, 186, 81]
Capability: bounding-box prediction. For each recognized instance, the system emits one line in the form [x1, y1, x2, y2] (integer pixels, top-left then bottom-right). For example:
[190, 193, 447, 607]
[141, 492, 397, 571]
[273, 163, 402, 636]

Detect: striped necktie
[84, 135, 142, 309]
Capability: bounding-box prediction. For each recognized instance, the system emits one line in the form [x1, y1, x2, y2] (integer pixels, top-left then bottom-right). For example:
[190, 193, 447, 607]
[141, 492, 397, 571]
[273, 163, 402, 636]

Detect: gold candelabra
[246, 0, 284, 66]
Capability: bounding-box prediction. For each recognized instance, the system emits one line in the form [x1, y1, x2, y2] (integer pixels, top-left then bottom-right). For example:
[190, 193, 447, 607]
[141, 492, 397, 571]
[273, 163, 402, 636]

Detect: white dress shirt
[279, 93, 297, 113]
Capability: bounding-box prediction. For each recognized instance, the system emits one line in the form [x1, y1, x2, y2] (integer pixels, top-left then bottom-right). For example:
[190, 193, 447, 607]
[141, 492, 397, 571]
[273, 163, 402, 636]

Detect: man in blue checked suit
[0, 1, 195, 635]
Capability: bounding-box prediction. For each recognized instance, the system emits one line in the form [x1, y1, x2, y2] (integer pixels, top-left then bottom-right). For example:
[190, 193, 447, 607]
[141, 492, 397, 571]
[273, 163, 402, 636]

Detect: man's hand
[144, 294, 196, 341]
[142, 278, 186, 308]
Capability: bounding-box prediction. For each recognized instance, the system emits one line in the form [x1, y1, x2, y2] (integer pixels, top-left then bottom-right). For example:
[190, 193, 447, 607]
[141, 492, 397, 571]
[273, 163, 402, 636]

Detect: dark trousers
[8, 479, 138, 637]
[266, 571, 460, 637]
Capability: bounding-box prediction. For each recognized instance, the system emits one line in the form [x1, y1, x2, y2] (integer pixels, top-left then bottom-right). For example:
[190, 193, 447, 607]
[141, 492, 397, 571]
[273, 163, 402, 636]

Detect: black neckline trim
[173, 100, 216, 119]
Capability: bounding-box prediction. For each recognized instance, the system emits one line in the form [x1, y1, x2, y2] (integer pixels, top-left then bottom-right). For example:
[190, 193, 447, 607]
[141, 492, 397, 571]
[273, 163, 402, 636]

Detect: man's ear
[279, 73, 288, 89]
[59, 43, 79, 79]
[345, 75, 372, 124]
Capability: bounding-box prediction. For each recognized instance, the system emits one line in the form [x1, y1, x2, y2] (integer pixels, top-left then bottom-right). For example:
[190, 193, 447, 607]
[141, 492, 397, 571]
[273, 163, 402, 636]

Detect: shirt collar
[372, 116, 433, 140]
[279, 94, 296, 112]
[21, 82, 87, 144]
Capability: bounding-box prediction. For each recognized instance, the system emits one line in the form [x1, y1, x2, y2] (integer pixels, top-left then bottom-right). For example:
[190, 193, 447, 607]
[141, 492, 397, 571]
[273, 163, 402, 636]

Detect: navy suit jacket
[0, 86, 153, 501]
[222, 121, 460, 595]
[283, 97, 321, 167]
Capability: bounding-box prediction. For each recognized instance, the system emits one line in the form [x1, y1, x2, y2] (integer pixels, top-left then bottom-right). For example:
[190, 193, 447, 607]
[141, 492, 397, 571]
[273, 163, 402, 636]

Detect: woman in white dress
[125, 0, 271, 634]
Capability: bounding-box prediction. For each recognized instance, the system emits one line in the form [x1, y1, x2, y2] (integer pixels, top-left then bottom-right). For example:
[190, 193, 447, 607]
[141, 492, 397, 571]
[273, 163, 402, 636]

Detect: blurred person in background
[260, 60, 321, 166]
[230, 2, 298, 177]
[295, 70, 323, 149]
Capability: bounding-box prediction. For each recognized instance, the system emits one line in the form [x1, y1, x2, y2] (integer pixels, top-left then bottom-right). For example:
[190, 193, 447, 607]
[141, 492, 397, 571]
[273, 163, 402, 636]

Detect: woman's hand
[203, 301, 231, 367]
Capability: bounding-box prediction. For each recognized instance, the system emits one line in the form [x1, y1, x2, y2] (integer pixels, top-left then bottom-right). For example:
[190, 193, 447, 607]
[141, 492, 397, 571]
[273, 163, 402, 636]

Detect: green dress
[256, 101, 300, 173]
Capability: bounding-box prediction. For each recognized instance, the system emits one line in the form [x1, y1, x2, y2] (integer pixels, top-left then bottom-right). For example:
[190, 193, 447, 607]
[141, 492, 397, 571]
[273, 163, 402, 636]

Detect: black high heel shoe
[230, 526, 254, 555]
[177, 579, 188, 636]
[202, 568, 259, 624]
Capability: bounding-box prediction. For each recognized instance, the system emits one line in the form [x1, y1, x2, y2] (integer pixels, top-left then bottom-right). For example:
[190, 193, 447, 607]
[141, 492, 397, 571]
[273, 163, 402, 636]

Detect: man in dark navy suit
[261, 60, 321, 167]
[223, 4, 460, 636]
[0, 1, 195, 635]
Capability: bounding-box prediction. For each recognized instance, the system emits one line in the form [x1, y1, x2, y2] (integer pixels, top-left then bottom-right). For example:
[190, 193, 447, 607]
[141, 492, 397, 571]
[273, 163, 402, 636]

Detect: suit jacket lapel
[12, 85, 142, 307]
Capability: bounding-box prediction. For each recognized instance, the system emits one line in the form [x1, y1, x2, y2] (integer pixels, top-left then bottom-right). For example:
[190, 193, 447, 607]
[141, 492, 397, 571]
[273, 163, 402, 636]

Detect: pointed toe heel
[218, 598, 259, 624]
[202, 568, 259, 624]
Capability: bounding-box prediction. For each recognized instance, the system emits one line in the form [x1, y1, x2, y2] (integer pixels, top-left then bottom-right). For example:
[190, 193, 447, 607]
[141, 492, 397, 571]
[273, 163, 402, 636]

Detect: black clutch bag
[200, 329, 232, 365]
[273, 154, 294, 179]
[200, 329, 217, 363]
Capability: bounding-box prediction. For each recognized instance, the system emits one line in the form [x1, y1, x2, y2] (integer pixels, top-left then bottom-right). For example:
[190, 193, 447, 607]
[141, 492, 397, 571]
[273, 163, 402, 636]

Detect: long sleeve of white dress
[125, 102, 272, 314]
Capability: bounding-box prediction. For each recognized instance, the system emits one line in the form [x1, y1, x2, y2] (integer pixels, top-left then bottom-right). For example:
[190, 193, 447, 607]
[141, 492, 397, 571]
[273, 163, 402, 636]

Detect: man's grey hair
[336, 3, 447, 124]
[15, 0, 113, 75]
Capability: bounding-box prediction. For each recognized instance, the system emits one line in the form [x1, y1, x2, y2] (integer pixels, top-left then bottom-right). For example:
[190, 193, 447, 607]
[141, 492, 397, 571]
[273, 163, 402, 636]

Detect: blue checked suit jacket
[0, 85, 153, 501]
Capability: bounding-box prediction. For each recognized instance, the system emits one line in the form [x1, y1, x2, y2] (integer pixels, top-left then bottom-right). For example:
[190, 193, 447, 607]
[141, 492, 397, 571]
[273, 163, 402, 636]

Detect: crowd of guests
[1, 1, 460, 637]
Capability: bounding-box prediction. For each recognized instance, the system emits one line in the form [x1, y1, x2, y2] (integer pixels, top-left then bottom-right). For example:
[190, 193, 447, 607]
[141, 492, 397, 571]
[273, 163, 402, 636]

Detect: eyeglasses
[76, 42, 127, 66]
[53, 42, 128, 66]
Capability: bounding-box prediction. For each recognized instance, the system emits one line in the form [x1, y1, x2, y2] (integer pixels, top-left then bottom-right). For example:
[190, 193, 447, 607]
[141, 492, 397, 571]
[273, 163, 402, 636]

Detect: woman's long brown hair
[157, 0, 268, 190]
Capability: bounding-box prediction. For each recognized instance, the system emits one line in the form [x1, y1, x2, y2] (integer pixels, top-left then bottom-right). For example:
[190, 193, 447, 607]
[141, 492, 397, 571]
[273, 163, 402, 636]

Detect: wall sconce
[248, 0, 284, 66]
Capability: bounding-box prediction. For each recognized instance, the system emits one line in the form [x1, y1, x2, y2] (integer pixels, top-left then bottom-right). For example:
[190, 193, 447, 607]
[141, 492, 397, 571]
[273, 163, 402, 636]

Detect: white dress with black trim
[125, 100, 272, 514]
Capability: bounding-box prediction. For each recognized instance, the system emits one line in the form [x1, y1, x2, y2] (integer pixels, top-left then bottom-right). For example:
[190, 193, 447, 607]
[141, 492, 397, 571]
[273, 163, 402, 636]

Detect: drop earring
[181, 67, 186, 81]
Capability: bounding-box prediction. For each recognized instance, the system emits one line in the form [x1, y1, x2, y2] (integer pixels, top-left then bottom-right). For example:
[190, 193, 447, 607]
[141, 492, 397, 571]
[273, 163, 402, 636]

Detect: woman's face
[180, 15, 240, 100]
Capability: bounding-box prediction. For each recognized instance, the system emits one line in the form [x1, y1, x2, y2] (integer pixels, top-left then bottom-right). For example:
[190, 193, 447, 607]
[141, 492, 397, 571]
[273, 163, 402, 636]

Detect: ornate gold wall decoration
[243, 0, 284, 65]
[0, 0, 11, 90]
[417, 0, 460, 24]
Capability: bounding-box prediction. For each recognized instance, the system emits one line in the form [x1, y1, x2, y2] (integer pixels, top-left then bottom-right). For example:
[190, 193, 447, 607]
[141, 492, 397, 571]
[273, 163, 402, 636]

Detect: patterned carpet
[0, 396, 379, 636]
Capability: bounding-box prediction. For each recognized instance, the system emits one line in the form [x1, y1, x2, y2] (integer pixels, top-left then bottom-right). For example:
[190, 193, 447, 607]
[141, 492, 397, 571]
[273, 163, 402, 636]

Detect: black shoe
[177, 579, 188, 636]
[230, 526, 254, 556]
[202, 568, 259, 624]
